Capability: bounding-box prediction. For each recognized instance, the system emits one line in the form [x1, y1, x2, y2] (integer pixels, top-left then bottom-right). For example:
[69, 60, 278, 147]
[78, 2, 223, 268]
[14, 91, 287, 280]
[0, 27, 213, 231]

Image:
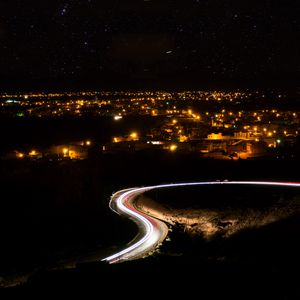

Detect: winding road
[102, 181, 300, 264]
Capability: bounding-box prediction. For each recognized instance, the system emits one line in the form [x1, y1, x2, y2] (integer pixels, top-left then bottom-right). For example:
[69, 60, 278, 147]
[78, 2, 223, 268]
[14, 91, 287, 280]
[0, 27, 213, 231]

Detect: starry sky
[0, 0, 300, 91]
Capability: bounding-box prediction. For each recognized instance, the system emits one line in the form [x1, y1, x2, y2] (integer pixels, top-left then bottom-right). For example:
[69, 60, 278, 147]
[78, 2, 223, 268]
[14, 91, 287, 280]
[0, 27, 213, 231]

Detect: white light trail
[102, 181, 300, 264]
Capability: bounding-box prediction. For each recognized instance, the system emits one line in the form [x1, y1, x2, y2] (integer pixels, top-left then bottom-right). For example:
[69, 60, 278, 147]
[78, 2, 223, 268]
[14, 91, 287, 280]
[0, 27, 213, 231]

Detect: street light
[63, 148, 68, 156]
[130, 132, 138, 139]
[170, 144, 177, 152]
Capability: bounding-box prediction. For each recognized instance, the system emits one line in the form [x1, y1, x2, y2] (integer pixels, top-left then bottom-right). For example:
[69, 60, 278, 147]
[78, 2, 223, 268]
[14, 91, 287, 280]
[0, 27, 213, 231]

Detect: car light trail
[102, 181, 300, 264]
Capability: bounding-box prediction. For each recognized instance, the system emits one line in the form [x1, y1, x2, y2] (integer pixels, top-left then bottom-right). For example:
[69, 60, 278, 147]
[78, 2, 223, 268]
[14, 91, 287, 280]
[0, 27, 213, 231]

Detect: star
[60, 4, 69, 17]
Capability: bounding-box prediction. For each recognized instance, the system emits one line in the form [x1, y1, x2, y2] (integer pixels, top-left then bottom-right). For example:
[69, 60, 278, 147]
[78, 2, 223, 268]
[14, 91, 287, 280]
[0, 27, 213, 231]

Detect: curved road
[102, 181, 300, 264]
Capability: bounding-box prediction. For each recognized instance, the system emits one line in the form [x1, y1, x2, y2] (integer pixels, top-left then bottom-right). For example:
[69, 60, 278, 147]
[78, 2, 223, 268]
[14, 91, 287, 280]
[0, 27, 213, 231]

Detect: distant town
[1, 90, 299, 161]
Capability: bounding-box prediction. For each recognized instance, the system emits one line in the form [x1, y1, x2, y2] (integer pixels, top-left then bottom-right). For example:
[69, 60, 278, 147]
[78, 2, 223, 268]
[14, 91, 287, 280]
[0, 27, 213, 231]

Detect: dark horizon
[1, 74, 300, 94]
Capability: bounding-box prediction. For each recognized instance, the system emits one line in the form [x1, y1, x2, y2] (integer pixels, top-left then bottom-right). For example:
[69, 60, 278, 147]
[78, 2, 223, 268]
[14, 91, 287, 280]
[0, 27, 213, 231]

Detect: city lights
[1, 90, 299, 161]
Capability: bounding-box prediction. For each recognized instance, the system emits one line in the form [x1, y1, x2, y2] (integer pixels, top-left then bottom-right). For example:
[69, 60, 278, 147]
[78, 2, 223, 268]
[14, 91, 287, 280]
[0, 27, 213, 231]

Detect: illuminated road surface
[102, 181, 300, 264]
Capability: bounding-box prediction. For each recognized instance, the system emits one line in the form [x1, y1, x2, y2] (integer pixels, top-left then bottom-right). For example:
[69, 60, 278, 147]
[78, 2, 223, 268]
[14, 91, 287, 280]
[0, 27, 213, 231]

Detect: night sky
[1, 0, 300, 91]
